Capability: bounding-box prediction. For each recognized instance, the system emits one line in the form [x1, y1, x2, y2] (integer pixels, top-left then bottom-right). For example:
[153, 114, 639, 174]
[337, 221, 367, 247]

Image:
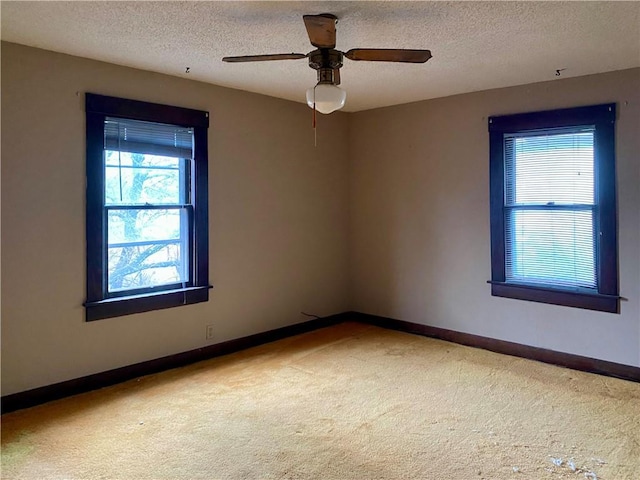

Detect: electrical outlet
[206, 325, 214, 340]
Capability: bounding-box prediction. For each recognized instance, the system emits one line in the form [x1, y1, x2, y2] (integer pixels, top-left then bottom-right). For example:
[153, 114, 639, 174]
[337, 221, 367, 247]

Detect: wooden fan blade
[222, 53, 307, 63]
[345, 49, 432, 63]
[303, 14, 337, 48]
[333, 68, 341, 85]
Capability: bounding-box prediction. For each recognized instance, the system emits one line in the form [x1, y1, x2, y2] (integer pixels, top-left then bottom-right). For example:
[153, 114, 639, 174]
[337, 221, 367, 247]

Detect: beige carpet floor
[2, 322, 639, 479]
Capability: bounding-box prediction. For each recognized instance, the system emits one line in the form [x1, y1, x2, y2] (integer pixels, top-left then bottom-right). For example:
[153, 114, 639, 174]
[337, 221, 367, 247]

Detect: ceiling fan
[222, 14, 432, 114]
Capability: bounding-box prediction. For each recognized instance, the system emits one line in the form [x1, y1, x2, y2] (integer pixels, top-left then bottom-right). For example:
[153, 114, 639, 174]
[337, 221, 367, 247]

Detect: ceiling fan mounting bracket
[317, 13, 337, 21]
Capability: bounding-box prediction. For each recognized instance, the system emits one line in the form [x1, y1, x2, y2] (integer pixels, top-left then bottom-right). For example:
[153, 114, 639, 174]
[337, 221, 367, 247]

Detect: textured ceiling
[2, 1, 639, 112]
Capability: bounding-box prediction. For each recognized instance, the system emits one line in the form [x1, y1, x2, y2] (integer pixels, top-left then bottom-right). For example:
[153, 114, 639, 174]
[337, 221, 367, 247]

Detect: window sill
[85, 285, 212, 321]
[487, 281, 619, 314]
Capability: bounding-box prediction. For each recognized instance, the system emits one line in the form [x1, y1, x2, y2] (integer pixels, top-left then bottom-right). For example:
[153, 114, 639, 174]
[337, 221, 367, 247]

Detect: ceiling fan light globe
[306, 84, 347, 114]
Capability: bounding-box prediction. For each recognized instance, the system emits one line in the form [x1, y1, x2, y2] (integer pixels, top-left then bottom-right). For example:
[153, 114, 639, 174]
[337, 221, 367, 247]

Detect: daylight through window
[85, 94, 210, 321]
[505, 128, 596, 289]
[105, 118, 193, 293]
[488, 104, 619, 313]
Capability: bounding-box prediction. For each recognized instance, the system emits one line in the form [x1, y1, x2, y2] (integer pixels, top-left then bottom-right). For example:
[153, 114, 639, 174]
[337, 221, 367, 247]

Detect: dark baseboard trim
[1, 313, 348, 414]
[351, 312, 640, 383]
[4, 311, 638, 414]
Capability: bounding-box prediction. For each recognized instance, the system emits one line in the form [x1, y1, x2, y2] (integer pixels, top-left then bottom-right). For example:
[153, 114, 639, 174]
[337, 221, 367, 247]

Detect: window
[85, 94, 210, 321]
[488, 104, 619, 313]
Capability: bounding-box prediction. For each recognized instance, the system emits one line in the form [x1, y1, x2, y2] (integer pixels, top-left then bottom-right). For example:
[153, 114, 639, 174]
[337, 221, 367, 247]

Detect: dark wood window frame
[85, 93, 211, 321]
[488, 103, 619, 313]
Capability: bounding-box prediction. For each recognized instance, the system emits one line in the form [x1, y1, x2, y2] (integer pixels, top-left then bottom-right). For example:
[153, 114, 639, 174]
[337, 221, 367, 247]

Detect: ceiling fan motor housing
[308, 49, 343, 84]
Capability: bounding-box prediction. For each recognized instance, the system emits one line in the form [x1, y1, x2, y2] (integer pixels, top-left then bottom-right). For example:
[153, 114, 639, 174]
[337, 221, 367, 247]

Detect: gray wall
[1, 42, 350, 395]
[349, 68, 640, 367]
[2, 42, 638, 397]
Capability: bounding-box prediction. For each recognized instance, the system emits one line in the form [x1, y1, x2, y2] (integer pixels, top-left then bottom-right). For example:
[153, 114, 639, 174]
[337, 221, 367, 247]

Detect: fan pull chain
[313, 86, 317, 147]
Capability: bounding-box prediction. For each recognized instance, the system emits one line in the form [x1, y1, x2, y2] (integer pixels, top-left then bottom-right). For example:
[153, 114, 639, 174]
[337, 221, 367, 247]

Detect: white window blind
[103, 117, 194, 293]
[504, 128, 597, 289]
[104, 117, 193, 159]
